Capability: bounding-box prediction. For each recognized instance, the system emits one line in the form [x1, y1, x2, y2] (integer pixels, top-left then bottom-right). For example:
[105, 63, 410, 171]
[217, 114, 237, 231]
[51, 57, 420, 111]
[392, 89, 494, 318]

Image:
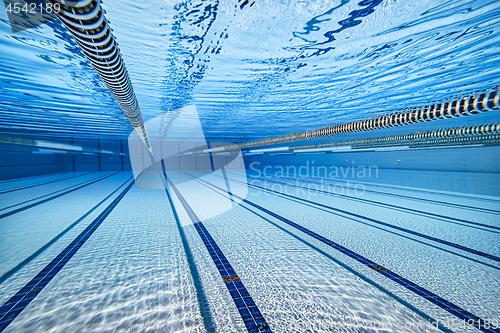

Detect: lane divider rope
[205, 87, 500, 153]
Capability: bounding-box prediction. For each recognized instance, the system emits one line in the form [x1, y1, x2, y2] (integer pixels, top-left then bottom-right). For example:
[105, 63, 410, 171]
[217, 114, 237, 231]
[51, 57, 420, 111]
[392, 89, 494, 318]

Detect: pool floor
[0, 171, 499, 332]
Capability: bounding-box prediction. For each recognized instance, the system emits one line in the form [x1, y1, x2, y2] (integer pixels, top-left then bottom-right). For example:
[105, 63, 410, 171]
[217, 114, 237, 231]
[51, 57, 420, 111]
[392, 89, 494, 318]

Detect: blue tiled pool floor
[0, 171, 498, 332]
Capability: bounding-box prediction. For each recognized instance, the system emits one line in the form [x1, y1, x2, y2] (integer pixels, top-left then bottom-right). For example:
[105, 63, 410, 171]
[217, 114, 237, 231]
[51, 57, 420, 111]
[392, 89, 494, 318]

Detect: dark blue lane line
[230, 171, 500, 233]
[185, 172, 499, 333]
[0, 180, 135, 332]
[206, 142, 215, 172]
[0, 172, 118, 213]
[239, 170, 500, 215]
[0, 172, 66, 184]
[0, 172, 94, 195]
[0, 177, 134, 286]
[0, 172, 120, 219]
[164, 173, 272, 333]
[210, 174, 499, 271]
[187, 174, 455, 333]
[160, 161, 216, 333]
[314, 174, 500, 205]
[238, 169, 500, 205]
[218, 173, 500, 265]
[220, 167, 235, 205]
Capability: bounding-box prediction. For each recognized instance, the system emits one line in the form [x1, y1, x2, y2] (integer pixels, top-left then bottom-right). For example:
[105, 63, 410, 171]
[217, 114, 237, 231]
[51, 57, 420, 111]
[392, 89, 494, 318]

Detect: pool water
[0, 0, 499, 332]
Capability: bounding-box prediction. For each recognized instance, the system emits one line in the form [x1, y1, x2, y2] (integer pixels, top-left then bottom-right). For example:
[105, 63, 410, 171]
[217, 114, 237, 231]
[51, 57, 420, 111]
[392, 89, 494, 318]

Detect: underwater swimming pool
[0, 0, 499, 332]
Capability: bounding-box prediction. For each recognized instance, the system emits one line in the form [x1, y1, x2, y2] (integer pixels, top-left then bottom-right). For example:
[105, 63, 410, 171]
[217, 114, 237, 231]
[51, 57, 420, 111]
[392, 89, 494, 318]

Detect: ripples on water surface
[1, 2, 500, 332]
[1, 0, 499, 140]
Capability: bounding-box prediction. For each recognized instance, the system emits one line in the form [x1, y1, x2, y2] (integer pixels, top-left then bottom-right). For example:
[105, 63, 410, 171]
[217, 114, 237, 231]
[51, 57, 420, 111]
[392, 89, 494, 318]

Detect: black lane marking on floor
[0, 172, 120, 219]
[206, 142, 215, 172]
[0, 180, 135, 332]
[238, 169, 500, 205]
[0, 177, 134, 286]
[230, 171, 500, 233]
[185, 172, 455, 333]
[0, 172, 66, 184]
[160, 162, 216, 333]
[209, 174, 499, 271]
[239, 170, 500, 215]
[0, 172, 94, 195]
[0, 173, 117, 213]
[185, 172, 499, 333]
[221, 168, 235, 205]
[219, 173, 500, 265]
[164, 173, 272, 333]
